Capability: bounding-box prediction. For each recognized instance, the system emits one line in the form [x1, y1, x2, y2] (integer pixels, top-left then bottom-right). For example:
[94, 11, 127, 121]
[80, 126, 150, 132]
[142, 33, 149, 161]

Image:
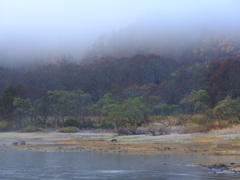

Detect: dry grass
[3, 131, 240, 156]
[181, 120, 228, 134]
[149, 116, 181, 126]
[209, 125, 240, 135]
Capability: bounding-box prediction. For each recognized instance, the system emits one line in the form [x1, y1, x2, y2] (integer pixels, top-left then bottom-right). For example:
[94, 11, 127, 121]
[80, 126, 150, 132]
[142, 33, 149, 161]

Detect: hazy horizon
[0, 0, 239, 67]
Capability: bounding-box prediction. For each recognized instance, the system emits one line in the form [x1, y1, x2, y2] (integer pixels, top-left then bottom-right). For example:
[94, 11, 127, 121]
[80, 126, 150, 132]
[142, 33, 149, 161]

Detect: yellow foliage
[202, 36, 211, 45]
[226, 45, 234, 53]
[193, 49, 198, 54]
[199, 47, 205, 52]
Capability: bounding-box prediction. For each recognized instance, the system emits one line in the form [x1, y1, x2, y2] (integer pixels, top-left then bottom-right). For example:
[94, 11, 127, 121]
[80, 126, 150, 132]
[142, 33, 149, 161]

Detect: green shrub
[35, 117, 45, 127]
[92, 122, 102, 128]
[93, 118, 114, 129]
[23, 125, 41, 132]
[0, 121, 10, 132]
[229, 117, 240, 124]
[189, 114, 208, 125]
[63, 118, 79, 127]
[58, 126, 80, 133]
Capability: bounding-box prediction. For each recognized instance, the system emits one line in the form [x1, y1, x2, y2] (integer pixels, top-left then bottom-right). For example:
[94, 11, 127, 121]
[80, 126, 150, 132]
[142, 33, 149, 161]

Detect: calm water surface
[0, 149, 239, 180]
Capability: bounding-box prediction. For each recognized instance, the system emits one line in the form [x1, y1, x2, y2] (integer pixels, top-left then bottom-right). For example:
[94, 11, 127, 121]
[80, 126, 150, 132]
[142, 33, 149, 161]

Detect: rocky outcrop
[20, 140, 26, 145]
[196, 163, 240, 173]
[11, 140, 26, 146]
[12, 142, 18, 146]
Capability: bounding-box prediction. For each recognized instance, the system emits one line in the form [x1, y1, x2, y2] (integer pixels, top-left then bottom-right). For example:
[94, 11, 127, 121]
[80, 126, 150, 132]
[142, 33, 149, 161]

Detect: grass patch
[0, 121, 11, 132]
[23, 125, 41, 132]
[58, 126, 80, 133]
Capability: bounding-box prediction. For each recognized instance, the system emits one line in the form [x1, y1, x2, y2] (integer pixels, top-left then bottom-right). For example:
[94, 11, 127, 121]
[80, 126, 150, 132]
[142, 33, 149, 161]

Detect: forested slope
[0, 30, 240, 131]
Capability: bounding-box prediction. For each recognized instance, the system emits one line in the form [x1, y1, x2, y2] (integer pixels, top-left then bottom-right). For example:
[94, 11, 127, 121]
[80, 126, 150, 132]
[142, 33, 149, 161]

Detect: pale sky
[0, 0, 239, 66]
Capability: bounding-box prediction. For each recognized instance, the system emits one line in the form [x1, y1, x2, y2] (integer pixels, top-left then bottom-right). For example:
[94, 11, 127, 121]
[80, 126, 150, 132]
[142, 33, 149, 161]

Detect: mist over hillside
[1, 0, 240, 67]
[83, 11, 240, 62]
[1, 1, 240, 135]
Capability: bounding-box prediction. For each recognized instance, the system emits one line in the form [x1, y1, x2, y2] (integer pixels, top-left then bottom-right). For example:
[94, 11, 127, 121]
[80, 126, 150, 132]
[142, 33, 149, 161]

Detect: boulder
[20, 140, 26, 145]
[164, 147, 171, 150]
[12, 142, 18, 146]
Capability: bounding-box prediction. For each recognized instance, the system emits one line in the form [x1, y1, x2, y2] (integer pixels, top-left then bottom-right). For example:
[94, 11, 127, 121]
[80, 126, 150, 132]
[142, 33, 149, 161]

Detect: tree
[153, 104, 182, 116]
[180, 89, 209, 114]
[170, 105, 183, 115]
[57, 91, 76, 121]
[154, 104, 171, 116]
[35, 95, 50, 127]
[13, 97, 35, 127]
[47, 91, 61, 128]
[213, 96, 240, 122]
[204, 58, 240, 107]
[0, 84, 23, 122]
[47, 90, 76, 128]
[89, 104, 102, 116]
[75, 90, 92, 128]
[98, 95, 152, 133]
[89, 94, 109, 116]
[121, 97, 152, 133]
[102, 103, 124, 130]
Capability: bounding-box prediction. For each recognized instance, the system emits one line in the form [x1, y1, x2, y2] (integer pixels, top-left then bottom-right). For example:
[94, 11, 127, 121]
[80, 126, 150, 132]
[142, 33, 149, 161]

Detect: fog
[0, 0, 239, 67]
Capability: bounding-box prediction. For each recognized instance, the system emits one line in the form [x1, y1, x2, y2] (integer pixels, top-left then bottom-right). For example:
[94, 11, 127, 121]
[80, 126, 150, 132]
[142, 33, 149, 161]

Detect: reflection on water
[0, 149, 239, 180]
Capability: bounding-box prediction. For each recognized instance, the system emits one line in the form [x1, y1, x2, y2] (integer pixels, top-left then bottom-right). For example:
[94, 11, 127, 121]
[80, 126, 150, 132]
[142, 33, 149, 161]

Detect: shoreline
[1, 132, 240, 155]
[1, 131, 240, 172]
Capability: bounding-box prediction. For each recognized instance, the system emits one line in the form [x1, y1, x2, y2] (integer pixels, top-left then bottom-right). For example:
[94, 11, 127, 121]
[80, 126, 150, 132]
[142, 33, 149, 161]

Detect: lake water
[0, 149, 239, 180]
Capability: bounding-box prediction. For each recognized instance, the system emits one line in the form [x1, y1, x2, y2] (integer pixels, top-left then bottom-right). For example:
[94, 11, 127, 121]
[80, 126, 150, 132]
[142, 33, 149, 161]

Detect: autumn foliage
[0, 31, 240, 131]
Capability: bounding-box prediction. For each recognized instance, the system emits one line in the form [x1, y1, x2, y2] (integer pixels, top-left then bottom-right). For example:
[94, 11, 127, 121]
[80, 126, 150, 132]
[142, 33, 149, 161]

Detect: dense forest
[0, 30, 240, 133]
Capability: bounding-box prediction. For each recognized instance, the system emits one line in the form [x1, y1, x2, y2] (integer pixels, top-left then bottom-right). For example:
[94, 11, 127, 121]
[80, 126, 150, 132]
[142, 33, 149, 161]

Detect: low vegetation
[58, 126, 80, 133]
[23, 125, 41, 132]
[0, 53, 239, 134]
[0, 121, 11, 132]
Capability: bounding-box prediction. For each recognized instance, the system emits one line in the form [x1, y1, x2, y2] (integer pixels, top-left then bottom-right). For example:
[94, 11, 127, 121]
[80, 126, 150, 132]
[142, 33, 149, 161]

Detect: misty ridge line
[1, 4, 240, 68]
[1, 27, 240, 68]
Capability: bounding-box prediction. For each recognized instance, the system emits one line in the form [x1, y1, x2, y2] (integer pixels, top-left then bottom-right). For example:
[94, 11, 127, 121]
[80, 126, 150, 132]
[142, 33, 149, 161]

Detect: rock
[164, 147, 171, 150]
[196, 163, 240, 173]
[190, 150, 197, 152]
[111, 139, 117, 142]
[213, 164, 227, 169]
[12, 142, 18, 146]
[3, 144, 7, 148]
[20, 140, 26, 145]
[154, 147, 161, 151]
